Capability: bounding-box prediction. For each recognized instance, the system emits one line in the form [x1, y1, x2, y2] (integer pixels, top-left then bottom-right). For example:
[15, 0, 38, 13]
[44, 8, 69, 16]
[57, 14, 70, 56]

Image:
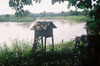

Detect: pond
[0, 19, 86, 46]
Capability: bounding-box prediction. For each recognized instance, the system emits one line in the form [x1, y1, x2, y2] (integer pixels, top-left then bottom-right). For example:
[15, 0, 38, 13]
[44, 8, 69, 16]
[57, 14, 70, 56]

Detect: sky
[0, 0, 76, 15]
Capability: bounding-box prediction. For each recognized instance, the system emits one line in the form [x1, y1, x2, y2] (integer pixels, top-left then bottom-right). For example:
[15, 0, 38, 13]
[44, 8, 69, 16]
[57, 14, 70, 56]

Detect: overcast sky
[0, 0, 76, 15]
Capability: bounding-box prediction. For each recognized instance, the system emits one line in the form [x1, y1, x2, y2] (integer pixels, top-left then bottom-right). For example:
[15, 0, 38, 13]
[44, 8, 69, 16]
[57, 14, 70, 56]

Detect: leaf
[72, 1, 76, 6]
[67, 2, 71, 9]
[80, 6, 85, 9]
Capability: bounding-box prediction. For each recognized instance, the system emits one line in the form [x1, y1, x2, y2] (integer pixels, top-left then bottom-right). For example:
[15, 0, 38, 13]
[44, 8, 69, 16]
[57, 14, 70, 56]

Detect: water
[0, 19, 86, 46]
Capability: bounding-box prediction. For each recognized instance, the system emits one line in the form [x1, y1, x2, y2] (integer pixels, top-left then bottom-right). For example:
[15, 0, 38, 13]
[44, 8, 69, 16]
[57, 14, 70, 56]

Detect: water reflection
[16, 22, 33, 28]
[0, 19, 86, 46]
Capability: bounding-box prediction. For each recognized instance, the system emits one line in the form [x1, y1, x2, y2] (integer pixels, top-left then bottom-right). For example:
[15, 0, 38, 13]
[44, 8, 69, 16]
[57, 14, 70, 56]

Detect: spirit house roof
[31, 21, 57, 31]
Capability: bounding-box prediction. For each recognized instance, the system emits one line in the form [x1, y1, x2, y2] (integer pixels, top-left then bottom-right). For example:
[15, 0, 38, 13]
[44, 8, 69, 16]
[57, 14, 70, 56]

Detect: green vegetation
[0, 15, 93, 22]
[0, 40, 75, 66]
[0, 15, 92, 22]
[0, 16, 36, 22]
[33, 10, 87, 17]
[65, 16, 93, 22]
[0, 10, 91, 22]
[38, 15, 94, 22]
[0, 10, 36, 22]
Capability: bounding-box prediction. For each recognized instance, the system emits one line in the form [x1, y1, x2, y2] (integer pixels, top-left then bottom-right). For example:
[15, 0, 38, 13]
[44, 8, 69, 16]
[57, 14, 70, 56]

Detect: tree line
[0, 10, 89, 18]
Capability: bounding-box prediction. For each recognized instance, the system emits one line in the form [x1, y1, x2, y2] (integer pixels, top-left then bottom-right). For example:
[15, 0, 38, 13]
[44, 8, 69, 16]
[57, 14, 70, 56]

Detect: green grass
[0, 17, 36, 22]
[0, 15, 94, 22]
[0, 40, 75, 66]
[38, 15, 94, 22]
[65, 16, 94, 22]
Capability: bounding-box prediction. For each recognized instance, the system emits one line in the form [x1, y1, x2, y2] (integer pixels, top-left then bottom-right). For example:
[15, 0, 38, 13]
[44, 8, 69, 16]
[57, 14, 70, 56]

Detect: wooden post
[32, 36, 37, 51]
[33, 36, 39, 49]
[52, 36, 54, 51]
[33, 37, 36, 49]
[41, 36, 43, 51]
[44, 37, 47, 52]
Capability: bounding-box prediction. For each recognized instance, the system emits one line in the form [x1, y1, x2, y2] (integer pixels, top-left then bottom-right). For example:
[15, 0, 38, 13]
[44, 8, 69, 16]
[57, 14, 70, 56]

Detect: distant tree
[23, 10, 31, 16]
[9, 0, 41, 17]
[52, 0, 100, 21]
[82, 9, 90, 15]
[5, 14, 10, 17]
[8, 0, 100, 21]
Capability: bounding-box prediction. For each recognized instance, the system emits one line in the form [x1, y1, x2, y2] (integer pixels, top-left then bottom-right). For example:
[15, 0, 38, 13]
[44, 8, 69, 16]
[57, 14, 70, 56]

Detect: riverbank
[0, 15, 93, 22]
[37, 15, 94, 22]
[0, 40, 75, 66]
[0, 17, 36, 22]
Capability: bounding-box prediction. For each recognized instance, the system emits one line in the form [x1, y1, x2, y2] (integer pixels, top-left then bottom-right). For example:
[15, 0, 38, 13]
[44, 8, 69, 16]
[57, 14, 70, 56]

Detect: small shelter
[31, 21, 57, 51]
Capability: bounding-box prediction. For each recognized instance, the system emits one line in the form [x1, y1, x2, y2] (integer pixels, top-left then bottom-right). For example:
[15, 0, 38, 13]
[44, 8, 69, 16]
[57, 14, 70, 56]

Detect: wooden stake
[41, 36, 43, 51]
[52, 36, 54, 51]
[44, 37, 46, 52]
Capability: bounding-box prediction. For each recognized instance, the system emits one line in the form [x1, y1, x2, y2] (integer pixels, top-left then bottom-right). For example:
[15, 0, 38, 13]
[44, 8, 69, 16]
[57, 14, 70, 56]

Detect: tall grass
[0, 17, 36, 22]
[0, 40, 33, 66]
[38, 15, 94, 22]
[65, 16, 94, 22]
[0, 15, 93, 22]
[0, 40, 75, 66]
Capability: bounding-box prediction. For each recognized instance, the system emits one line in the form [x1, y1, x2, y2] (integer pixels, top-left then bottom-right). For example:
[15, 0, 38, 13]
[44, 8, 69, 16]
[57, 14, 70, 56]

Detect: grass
[0, 15, 94, 22]
[37, 15, 94, 22]
[0, 17, 36, 22]
[65, 16, 94, 22]
[0, 40, 75, 66]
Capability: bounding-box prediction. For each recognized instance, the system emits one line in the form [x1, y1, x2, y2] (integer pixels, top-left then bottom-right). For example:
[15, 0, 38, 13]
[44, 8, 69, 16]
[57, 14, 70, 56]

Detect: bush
[0, 40, 75, 66]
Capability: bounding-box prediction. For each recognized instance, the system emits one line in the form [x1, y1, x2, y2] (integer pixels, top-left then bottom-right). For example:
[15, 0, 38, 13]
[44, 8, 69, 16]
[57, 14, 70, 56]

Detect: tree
[8, 0, 100, 66]
[9, 0, 41, 16]
[52, 0, 100, 21]
[5, 14, 10, 17]
[52, 0, 100, 35]
[9, 0, 100, 21]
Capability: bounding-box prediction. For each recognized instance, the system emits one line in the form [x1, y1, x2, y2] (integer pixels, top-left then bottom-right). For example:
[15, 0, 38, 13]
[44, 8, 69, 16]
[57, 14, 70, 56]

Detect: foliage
[8, 0, 100, 34]
[0, 10, 90, 22]
[65, 16, 93, 22]
[52, 0, 92, 9]
[0, 40, 75, 66]
[39, 16, 93, 22]
[86, 22, 100, 34]
[0, 16, 36, 22]
[33, 11, 84, 17]
[8, 0, 100, 21]
[0, 40, 33, 66]
[22, 10, 32, 16]
[56, 0, 100, 34]
[9, 0, 41, 17]
[52, 0, 100, 21]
